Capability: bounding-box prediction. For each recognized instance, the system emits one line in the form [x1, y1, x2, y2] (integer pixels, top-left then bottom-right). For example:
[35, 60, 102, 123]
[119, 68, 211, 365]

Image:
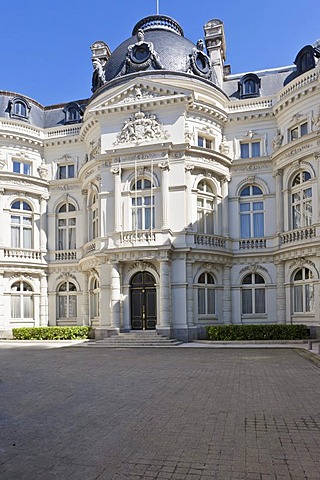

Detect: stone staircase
[86, 331, 183, 347]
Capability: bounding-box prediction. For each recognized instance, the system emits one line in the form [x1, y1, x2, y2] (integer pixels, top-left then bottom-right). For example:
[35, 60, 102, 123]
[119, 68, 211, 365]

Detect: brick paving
[0, 346, 319, 479]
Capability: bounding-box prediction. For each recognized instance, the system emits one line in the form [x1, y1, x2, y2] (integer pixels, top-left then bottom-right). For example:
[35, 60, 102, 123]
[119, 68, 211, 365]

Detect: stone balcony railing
[239, 238, 267, 249]
[121, 231, 156, 244]
[82, 241, 96, 255]
[280, 226, 316, 245]
[54, 250, 78, 261]
[278, 70, 318, 101]
[3, 248, 42, 260]
[194, 234, 226, 248]
[45, 126, 81, 138]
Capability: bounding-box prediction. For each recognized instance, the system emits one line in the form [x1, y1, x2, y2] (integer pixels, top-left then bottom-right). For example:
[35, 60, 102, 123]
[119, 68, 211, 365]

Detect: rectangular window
[240, 141, 260, 159]
[13, 161, 31, 175]
[198, 135, 213, 149]
[242, 290, 252, 314]
[290, 122, 308, 141]
[58, 164, 75, 179]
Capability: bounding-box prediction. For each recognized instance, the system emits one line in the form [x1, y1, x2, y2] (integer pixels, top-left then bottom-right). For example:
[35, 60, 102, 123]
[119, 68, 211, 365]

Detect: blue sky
[1, 0, 320, 105]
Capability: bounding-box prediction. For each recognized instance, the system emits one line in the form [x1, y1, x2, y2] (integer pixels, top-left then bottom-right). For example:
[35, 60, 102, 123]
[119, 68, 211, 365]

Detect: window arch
[131, 177, 155, 230]
[241, 273, 266, 315]
[293, 268, 314, 313]
[11, 281, 34, 320]
[197, 272, 215, 315]
[239, 185, 264, 238]
[291, 171, 312, 229]
[57, 201, 77, 250]
[10, 200, 33, 249]
[294, 46, 316, 74]
[197, 180, 215, 234]
[57, 281, 77, 319]
[238, 74, 261, 99]
[9, 97, 30, 120]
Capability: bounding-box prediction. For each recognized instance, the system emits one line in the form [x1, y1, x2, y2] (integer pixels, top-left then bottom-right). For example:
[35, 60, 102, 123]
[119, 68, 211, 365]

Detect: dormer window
[238, 74, 261, 99]
[63, 102, 83, 125]
[294, 46, 317, 75]
[8, 97, 31, 120]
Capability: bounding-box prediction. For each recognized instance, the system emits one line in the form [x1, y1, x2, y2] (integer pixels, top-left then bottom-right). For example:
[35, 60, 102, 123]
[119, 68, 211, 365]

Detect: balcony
[239, 238, 266, 249]
[121, 231, 156, 244]
[280, 227, 316, 245]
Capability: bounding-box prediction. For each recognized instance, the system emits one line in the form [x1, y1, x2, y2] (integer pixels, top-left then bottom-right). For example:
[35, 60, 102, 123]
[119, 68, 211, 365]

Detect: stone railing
[279, 71, 318, 101]
[0, 120, 43, 138]
[83, 241, 96, 255]
[194, 234, 226, 248]
[239, 239, 266, 249]
[280, 226, 316, 245]
[121, 231, 156, 244]
[46, 126, 81, 138]
[227, 98, 273, 113]
[55, 250, 77, 261]
[3, 248, 41, 260]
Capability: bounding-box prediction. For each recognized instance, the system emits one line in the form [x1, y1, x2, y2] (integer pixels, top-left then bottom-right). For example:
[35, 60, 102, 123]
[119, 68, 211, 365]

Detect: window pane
[13, 161, 21, 173]
[253, 212, 264, 237]
[198, 288, 205, 314]
[58, 297, 67, 317]
[251, 142, 260, 157]
[253, 202, 263, 211]
[198, 136, 204, 147]
[240, 203, 250, 212]
[242, 290, 252, 314]
[23, 163, 31, 175]
[11, 296, 21, 318]
[207, 289, 215, 314]
[69, 295, 77, 317]
[68, 165, 75, 178]
[252, 186, 263, 195]
[255, 289, 265, 313]
[240, 143, 249, 159]
[240, 214, 251, 238]
[294, 285, 303, 312]
[23, 228, 32, 249]
[59, 166, 66, 179]
[300, 122, 308, 136]
[305, 284, 314, 312]
[24, 296, 33, 318]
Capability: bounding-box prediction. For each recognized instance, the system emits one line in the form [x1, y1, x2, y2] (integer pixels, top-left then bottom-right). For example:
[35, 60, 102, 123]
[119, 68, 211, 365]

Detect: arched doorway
[130, 271, 157, 330]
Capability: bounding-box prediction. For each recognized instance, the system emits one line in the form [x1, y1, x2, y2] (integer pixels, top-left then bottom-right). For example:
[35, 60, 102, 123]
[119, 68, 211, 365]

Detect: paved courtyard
[0, 346, 320, 479]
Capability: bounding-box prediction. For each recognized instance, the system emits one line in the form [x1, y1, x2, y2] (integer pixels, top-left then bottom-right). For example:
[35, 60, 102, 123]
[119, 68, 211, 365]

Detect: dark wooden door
[131, 272, 156, 330]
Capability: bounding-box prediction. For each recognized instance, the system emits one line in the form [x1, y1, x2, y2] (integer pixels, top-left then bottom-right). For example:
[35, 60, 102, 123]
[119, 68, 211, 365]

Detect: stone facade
[0, 15, 320, 340]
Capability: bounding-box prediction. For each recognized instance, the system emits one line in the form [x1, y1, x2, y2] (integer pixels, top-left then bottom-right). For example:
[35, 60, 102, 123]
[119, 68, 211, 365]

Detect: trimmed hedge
[206, 324, 309, 341]
[12, 326, 91, 340]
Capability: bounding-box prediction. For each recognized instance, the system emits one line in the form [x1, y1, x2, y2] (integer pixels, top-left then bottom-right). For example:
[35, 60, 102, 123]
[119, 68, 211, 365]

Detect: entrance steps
[88, 331, 183, 347]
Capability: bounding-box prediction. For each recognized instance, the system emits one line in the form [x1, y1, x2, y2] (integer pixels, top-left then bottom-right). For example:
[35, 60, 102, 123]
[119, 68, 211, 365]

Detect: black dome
[104, 15, 207, 82]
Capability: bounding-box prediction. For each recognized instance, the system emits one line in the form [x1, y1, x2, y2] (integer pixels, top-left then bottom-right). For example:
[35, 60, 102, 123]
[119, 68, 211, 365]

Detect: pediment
[89, 79, 194, 114]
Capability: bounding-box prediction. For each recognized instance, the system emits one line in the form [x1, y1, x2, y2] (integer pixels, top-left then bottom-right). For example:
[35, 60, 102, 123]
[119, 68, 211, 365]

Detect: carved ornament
[115, 111, 169, 144]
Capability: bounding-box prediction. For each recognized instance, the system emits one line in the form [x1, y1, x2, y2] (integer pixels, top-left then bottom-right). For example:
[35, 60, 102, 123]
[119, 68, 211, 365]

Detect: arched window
[131, 177, 155, 230]
[293, 268, 314, 313]
[11, 281, 34, 319]
[90, 278, 100, 319]
[239, 185, 264, 238]
[291, 171, 312, 229]
[57, 202, 76, 250]
[63, 102, 83, 124]
[295, 46, 316, 74]
[197, 272, 215, 315]
[197, 180, 215, 234]
[10, 200, 33, 249]
[89, 191, 99, 240]
[57, 281, 77, 319]
[238, 74, 261, 99]
[242, 273, 266, 315]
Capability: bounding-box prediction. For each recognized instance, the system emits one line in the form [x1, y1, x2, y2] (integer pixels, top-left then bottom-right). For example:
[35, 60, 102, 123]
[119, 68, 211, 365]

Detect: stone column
[159, 260, 170, 328]
[82, 189, 88, 245]
[39, 274, 48, 326]
[110, 262, 121, 329]
[223, 264, 232, 324]
[158, 162, 170, 229]
[274, 169, 284, 233]
[276, 261, 286, 324]
[185, 163, 194, 230]
[111, 166, 122, 233]
[186, 261, 194, 327]
[221, 176, 229, 237]
[82, 272, 90, 326]
[39, 195, 49, 253]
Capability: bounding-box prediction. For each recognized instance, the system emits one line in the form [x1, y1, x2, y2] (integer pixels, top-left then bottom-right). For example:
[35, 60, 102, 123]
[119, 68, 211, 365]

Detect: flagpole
[156, 0, 159, 15]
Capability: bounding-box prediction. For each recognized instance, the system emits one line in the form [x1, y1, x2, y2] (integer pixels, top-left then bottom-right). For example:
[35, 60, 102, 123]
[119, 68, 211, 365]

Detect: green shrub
[12, 326, 91, 340]
[206, 324, 309, 341]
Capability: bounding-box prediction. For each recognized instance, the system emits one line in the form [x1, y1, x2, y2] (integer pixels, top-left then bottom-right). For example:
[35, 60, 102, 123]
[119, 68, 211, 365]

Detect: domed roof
[103, 15, 216, 84]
